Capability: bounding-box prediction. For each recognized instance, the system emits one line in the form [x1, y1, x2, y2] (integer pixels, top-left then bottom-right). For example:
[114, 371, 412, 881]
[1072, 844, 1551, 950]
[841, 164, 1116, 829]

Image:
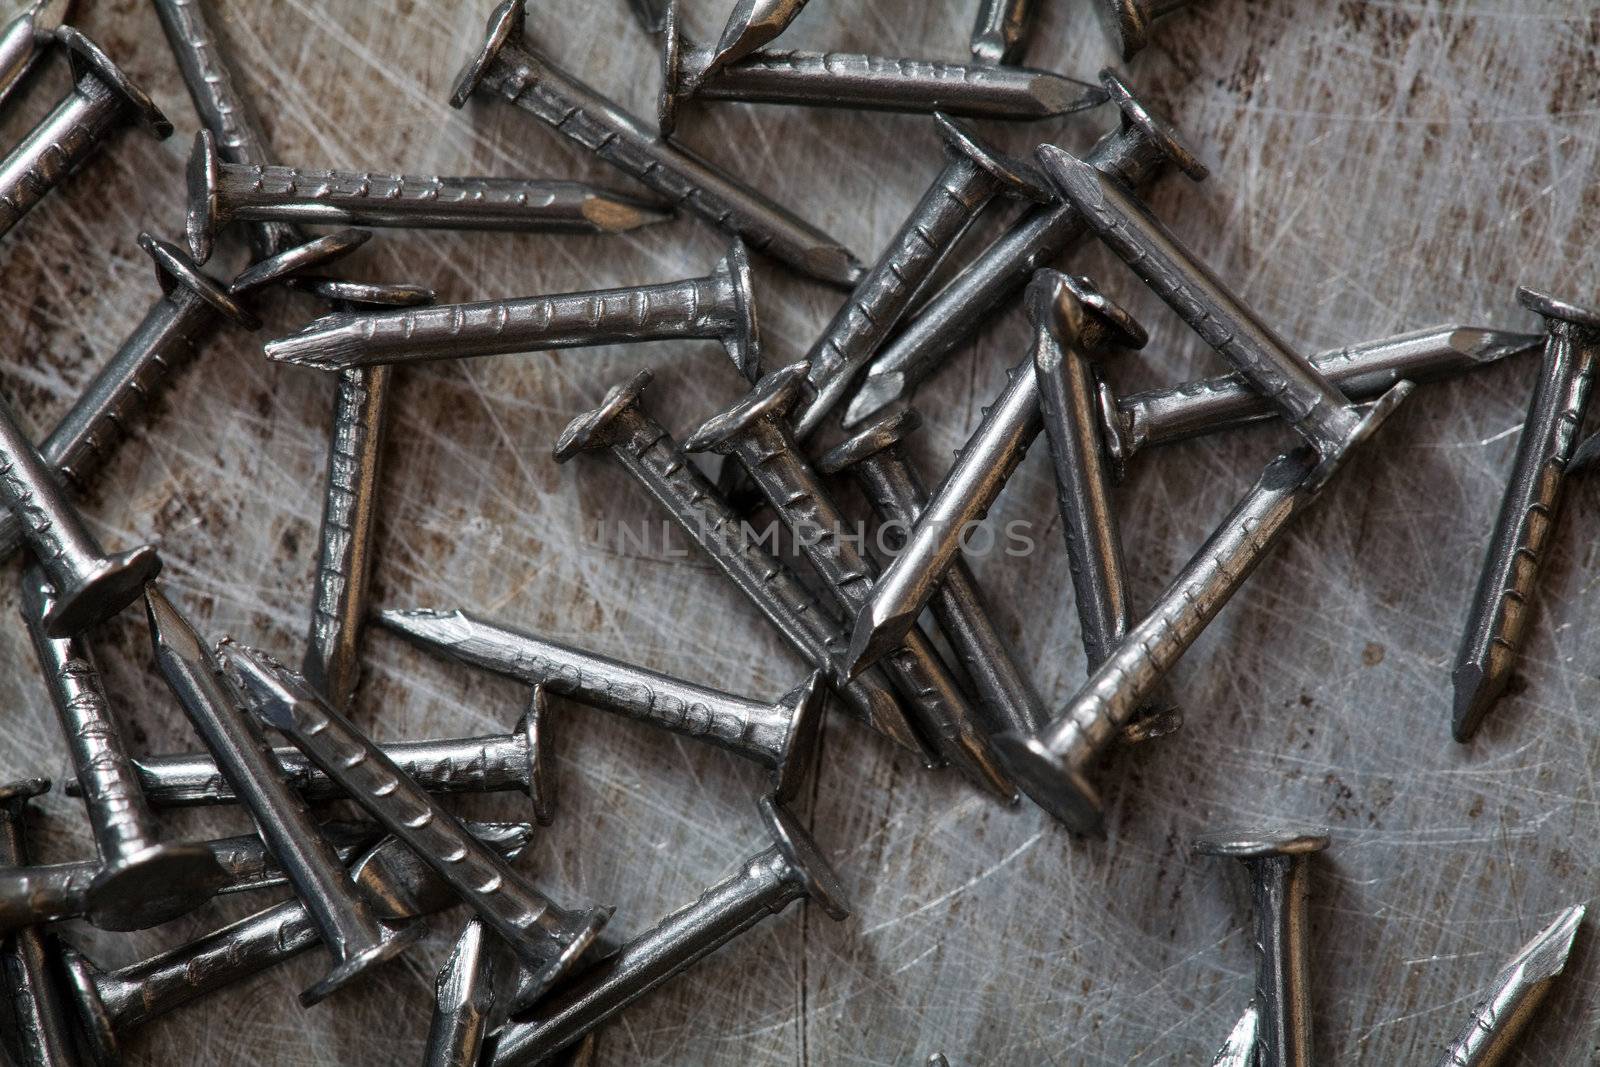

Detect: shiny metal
[143, 585, 422, 1005]
[816, 409, 1047, 742]
[378, 607, 827, 802]
[219, 642, 611, 996]
[300, 279, 435, 712]
[1452, 289, 1600, 742]
[96, 716, 541, 809]
[787, 116, 1051, 439]
[1211, 1004, 1260, 1067]
[0, 27, 170, 241]
[183, 128, 671, 263]
[19, 567, 228, 931]
[151, 0, 302, 258]
[1194, 828, 1329, 1067]
[60, 824, 534, 1066]
[1096, 0, 1195, 60]
[551, 368, 930, 760]
[265, 241, 761, 377]
[487, 795, 847, 1066]
[0, 229, 368, 566]
[449, 1, 863, 288]
[971, 0, 1036, 64]
[1038, 144, 1404, 481]
[424, 920, 500, 1067]
[660, 11, 1103, 134]
[1436, 904, 1584, 1067]
[626, 0, 669, 34]
[696, 0, 810, 83]
[1099, 326, 1544, 479]
[683, 363, 1016, 800]
[993, 437, 1407, 833]
[0, 778, 78, 1067]
[0, 0, 70, 112]
[843, 275, 1145, 678]
[844, 71, 1206, 429]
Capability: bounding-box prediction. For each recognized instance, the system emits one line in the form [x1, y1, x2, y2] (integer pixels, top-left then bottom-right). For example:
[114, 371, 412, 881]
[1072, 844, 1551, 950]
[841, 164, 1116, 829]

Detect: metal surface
[0, 778, 78, 1067]
[423, 920, 500, 1067]
[696, 0, 811, 84]
[0, 0, 70, 114]
[970, 0, 1037, 64]
[1095, 0, 1194, 60]
[0, 3, 1592, 1063]
[1211, 1004, 1259, 1067]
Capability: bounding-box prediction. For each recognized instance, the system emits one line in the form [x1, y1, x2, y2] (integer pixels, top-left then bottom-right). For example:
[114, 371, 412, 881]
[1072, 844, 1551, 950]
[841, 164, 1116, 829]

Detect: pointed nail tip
[1568, 432, 1600, 474]
[1521, 905, 1586, 981]
[843, 614, 904, 680]
[1456, 328, 1545, 362]
[841, 375, 902, 429]
[1450, 664, 1499, 743]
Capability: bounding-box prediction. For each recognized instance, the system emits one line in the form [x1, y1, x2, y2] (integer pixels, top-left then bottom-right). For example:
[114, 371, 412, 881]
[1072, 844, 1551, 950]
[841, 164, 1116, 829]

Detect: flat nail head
[989, 733, 1103, 834]
[760, 794, 848, 920]
[934, 113, 1051, 204]
[1191, 827, 1331, 859]
[656, 0, 686, 137]
[58, 26, 171, 137]
[450, 0, 523, 109]
[683, 361, 809, 453]
[772, 670, 827, 804]
[520, 687, 554, 827]
[552, 369, 655, 460]
[1096, 1, 1153, 60]
[60, 946, 118, 1065]
[1517, 287, 1600, 332]
[84, 841, 235, 931]
[139, 233, 258, 330]
[1100, 69, 1208, 181]
[185, 129, 224, 263]
[0, 778, 50, 806]
[814, 409, 922, 476]
[1303, 380, 1414, 492]
[713, 240, 762, 378]
[227, 229, 374, 296]
[41, 546, 162, 637]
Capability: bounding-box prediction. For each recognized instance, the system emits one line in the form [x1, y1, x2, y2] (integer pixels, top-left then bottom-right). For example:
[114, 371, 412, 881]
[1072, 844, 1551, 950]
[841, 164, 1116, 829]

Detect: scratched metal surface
[0, 0, 1594, 1063]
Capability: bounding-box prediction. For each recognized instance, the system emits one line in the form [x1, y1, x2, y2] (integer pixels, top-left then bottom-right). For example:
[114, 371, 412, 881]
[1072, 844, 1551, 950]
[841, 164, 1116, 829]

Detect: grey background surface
[0, 0, 1595, 1063]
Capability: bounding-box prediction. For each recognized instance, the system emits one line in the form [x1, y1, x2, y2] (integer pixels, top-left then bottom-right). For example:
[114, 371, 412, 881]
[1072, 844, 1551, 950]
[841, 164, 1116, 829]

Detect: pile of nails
[0, 0, 1587, 1064]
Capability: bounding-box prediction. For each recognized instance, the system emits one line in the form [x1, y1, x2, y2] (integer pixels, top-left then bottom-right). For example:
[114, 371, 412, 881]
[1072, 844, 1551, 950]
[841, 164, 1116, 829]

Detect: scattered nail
[970, 0, 1036, 64]
[0, 777, 79, 1067]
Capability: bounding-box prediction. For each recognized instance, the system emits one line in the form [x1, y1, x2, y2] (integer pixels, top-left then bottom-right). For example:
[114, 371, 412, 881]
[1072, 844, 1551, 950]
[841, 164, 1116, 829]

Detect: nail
[844, 274, 1145, 678]
[449, 1, 863, 288]
[1098, 325, 1544, 479]
[298, 278, 435, 712]
[378, 607, 826, 803]
[695, 0, 810, 84]
[219, 642, 611, 996]
[1437, 904, 1584, 1067]
[1095, 0, 1195, 60]
[625, 0, 669, 34]
[660, 8, 1103, 135]
[0, 778, 79, 1067]
[265, 239, 762, 377]
[970, 0, 1036, 64]
[0, 229, 369, 567]
[19, 566, 229, 931]
[144, 585, 423, 1005]
[487, 795, 846, 1065]
[1211, 1003, 1259, 1067]
[1453, 289, 1600, 741]
[1039, 144, 1410, 484]
[844, 70, 1206, 430]
[0, 0, 70, 113]
[787, 115, 1051, 439]
[816, 408, 1049, 741]
[150, 0, 301, 258]
[425, 919, 501, 1067]
[927, 1055, 950, 1067]
[992, 442, 1393, 833]
[1194, 828, 1329, 1067]
[551, 368, 931, 760]
[90, 714, 542, 810]
[61, 824, 534, 1065]
[0, 28, 170, 242]
[184, 129, 671, 264]
[683, 363, 1016, 800]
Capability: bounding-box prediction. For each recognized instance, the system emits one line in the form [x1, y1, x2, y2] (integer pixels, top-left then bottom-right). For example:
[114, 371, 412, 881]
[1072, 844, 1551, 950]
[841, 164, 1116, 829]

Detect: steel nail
[143, 585, 423, 1005]
[1436, 904, 1584, 1067]
[183, 129, 672, 264]
[1098, 325, 1544, 480]
[424, 919, 501, 1067]
[553, 369, 929, 759]
[0, 28, 170, 242]
[695, 0, 810, 84]
[487, 795, 846, 1065]
[992, 441, 1393, 833]
[0, 229, 369, 567]
[265, 239, 761, 377]
[1452, 289, 1600, 741]
[219, 644, 610, 997]
[1211, 1003, 1259, 1067]
[377, 607, 827, 803]
[0, 0, 71, 114]
[844, 70, 1207, 429]
[1095, 0, 1195, 60]
[297, 278, 436, 712]
[683, 363, 1016, 800]
[625, 0, 669, 34]
[19, 566, 229, 930]
[449, 1, 863, 288]
[843, 274, 1145, 678]
[660, 8, 1102, 134]
[816, 408, 1049, 742]
[60, 823, 534, 1066]
[0, 778, 79, 1067]
[1194, 828, 1329, 1067]
[1038, 144, 1411, 484]
[970, 0, 1037, 64]
[786, 115, 1052, 438]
